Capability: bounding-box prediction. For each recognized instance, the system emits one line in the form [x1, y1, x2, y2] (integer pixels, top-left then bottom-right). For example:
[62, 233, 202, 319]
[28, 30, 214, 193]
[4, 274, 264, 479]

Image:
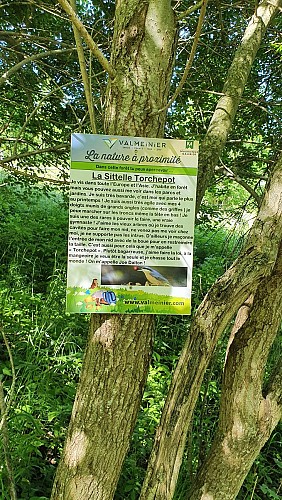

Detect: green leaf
[2, 367, 12, 376]
[48, 411, 59, 422]
[260, 484, 281, 499]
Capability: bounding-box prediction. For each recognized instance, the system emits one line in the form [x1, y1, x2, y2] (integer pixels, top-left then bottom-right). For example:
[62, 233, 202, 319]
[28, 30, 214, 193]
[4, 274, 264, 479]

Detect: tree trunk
[104, 0, 177, 137]
[140, 151, 282, 499]
[51, 315, 154, 499]
[188, 240, 282, 499]
[51, 2, 177, 498]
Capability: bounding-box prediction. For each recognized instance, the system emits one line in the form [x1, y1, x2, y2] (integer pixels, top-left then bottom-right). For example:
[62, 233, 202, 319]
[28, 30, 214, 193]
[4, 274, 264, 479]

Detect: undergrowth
[0, 183, 281, 500]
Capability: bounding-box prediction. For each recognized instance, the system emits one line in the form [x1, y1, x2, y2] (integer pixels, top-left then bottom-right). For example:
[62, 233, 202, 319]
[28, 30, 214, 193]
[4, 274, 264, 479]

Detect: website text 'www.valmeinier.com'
[123, 299, 185, 306]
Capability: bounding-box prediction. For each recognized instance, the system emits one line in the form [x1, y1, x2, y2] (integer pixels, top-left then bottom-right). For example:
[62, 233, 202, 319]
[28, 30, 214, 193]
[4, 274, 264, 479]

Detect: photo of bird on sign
[134, 266, 170, 286]
[101, 265, 187, 287]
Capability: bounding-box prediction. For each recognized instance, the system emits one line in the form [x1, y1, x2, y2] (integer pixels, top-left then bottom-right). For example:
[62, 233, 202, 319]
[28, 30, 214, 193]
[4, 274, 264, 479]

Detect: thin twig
[250, 474, 259, 500]
[0, 48, 76, 86]
[177, 0, 204, 21]
[70, 0, 97, 134]
[220, 161, 262, 206]
[0, 163, 70, 185]
[0, 331, 16, 431]
[57, 0, 115, 79]
[12, 80, 77, 156]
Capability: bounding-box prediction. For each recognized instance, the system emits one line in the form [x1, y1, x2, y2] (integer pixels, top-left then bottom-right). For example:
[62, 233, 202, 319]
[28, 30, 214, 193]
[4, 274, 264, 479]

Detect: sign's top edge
[71, 133, 199, 150]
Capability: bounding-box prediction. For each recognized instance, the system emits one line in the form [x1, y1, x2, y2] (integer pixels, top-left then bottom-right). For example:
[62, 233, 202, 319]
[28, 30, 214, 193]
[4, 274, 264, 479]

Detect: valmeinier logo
[103, 138, 118, 149]
[102, 137, 168, 150]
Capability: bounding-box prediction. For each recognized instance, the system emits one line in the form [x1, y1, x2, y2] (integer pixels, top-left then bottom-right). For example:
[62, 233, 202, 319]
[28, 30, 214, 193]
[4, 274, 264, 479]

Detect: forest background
[0, 1, 281, 499]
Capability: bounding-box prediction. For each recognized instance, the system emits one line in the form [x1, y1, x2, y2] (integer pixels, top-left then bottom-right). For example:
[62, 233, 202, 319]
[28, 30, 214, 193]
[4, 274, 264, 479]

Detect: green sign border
[71, 161, 198, 177]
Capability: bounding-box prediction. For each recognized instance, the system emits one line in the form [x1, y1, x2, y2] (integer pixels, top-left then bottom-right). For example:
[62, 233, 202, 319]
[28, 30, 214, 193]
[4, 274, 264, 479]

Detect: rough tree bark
[188, 239, 282, 499]
[140, 150, 282, 499]
[51, 315, 154, 499]
[104, 0, 177, 136]
[51, 1, 177, 498]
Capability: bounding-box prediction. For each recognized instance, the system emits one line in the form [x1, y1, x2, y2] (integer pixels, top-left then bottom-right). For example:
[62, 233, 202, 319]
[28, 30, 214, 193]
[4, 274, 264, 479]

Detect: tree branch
[0, 144, 68, 163]
[189, 240, 282, 499]
[177, 0, 204, 21]
[220, 162, 262, 206]
[0, 48, 76, 86]
[69, 0, 97, 134]
[0, 30, 73, 48]
[57, 0, 116, 79]
[0, 162, 69, 185]
[151, 0, 208, 116]
[0, 145, 70, 185]
[196, 0, 282, 214]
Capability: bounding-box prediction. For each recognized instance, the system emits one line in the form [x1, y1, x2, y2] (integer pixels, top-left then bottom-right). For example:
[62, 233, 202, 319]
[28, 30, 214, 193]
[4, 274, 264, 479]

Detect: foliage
[169, 1, 282, 215]
[0, 182, 68, 292]
[0, 0, 114, 186]
[0, 181, 281, 498]
[0, 185, 88, 499]
[1, 0, 281, 195]
[0, 269, 88, 499]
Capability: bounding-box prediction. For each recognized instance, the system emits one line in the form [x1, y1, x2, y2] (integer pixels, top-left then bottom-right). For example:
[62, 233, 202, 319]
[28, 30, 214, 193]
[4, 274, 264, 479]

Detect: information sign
[67, 134, 198, 314]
